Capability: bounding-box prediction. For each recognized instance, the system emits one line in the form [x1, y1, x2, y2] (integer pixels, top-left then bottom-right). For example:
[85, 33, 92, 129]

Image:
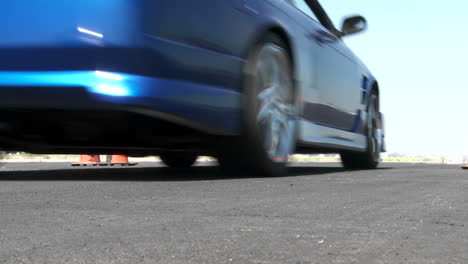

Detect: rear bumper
[0, 70, 242, 135]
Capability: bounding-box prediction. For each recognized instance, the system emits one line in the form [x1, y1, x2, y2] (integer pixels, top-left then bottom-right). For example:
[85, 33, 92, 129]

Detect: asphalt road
[0, 162, 467, 264]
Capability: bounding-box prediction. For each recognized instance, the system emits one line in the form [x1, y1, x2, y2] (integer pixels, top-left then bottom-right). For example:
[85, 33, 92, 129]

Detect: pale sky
[321, 0, 468, 156]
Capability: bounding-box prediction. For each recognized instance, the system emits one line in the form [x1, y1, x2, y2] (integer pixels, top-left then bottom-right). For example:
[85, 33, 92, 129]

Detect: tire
[341, 93, 381, 170]
[160, 152, 198, 169]
[217, 34, 297, 177]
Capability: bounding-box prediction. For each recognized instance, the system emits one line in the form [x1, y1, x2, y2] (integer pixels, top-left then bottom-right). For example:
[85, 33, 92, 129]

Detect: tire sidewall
[365, 93, 380, 167]
[242, 35, 297, 176]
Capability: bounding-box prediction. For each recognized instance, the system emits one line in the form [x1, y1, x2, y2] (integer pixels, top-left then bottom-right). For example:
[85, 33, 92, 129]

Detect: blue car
[0, 0, 385, 175]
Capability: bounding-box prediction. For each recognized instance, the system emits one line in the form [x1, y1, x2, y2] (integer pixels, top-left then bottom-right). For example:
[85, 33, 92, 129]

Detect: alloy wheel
[253, 44, 296, 162]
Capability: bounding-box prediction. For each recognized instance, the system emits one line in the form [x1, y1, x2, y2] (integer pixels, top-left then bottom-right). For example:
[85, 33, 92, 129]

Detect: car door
[291, 0, 362, 132]
[311, 1, 363, 132]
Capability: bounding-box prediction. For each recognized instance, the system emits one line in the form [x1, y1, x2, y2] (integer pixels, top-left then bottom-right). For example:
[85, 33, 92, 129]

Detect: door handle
[311, 30, 338, 45]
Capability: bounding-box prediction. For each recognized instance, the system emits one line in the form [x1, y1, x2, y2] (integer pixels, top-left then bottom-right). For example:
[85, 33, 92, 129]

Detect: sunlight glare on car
[77, 27, 104, 38]
[94, 84, 128, 96]
[95, 71, 124, 81]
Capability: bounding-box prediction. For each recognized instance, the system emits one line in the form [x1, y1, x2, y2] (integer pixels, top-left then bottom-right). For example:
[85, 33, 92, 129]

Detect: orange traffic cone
[111, 155, 129, 164]
[71, 154, 101, 166]
[107, 155, 137, 166]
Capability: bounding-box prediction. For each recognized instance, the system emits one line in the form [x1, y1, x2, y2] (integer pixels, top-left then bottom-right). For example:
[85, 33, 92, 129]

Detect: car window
[287, 0, 320, 22]
[315, 0, 342, 31]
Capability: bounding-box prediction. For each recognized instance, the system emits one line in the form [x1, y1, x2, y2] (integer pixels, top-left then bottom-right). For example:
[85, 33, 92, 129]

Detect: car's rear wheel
[341, 93, 380, 170]
[217, 35, 297, 176]
[160, 152, 198, 169]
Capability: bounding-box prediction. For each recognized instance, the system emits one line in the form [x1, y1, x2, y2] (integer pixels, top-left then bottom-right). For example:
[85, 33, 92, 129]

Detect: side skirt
[296, 118, 367, 153]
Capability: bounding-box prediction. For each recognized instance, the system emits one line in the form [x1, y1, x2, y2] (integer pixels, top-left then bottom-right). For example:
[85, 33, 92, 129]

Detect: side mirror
[340, 15, 367, 37]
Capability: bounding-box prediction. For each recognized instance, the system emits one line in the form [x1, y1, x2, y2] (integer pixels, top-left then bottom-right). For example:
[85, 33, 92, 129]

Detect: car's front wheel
[218, 34, 297, 176]
[341, 93, 381, 170]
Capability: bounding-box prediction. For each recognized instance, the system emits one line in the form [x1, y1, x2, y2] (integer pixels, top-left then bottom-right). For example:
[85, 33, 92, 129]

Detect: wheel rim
[367, 97, 380, 161]
[254, 44, 295, 162]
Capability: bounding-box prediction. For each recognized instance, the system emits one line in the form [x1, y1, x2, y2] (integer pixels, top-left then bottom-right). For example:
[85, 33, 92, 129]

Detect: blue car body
[0, 0, 384, 155]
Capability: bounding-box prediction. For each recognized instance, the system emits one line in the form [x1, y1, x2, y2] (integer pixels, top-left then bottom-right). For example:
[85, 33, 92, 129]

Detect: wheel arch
[369, 80, 380, 111]
[266, 26, 295, 68]
[244, 24, 297, 94]
[245, 24, 295, 72]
